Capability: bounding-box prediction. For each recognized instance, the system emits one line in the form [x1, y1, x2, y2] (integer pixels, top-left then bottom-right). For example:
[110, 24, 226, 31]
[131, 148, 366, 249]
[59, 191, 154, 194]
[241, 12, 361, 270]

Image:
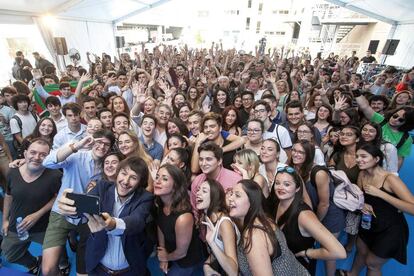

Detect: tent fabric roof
[326, 0, 414, 25]
[0, 0, 169, 23]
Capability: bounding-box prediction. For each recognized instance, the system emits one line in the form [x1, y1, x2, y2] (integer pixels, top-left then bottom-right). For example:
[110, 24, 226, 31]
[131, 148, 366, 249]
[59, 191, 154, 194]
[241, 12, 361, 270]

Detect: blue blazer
[85, 180, 154, 275]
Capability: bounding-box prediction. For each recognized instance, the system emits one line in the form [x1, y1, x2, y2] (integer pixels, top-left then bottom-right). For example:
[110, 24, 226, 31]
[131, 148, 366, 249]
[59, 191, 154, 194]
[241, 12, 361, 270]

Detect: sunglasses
[392, 114, 405, 123]
[277, 166, 295, 174]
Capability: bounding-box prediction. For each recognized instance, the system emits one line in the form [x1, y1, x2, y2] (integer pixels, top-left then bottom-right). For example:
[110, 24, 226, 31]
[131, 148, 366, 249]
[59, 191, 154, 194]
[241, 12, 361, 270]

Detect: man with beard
[2, 138, 61, 275]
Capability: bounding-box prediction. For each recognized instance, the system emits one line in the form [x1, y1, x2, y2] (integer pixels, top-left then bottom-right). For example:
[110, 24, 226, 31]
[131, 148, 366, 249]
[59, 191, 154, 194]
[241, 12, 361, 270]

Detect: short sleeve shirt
[371, 112, 412, 157]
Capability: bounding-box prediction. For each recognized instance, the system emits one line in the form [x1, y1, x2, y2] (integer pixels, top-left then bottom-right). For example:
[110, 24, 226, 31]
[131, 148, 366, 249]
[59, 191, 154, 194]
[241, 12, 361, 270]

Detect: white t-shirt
[314, 147, 326, 166]
[10, 112, 38, 138]
[263, 123, 292, 163]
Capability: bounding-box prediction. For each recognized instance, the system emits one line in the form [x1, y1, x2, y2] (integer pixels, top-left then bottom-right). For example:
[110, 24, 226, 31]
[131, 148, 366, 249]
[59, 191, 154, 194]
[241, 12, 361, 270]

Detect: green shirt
[371, 112, 412, 157]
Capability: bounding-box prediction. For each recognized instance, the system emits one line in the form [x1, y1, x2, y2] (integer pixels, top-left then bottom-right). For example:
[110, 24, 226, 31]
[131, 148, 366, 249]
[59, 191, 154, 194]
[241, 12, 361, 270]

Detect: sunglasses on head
[392, 114, 405, 123]
[277, 166, 295, 174]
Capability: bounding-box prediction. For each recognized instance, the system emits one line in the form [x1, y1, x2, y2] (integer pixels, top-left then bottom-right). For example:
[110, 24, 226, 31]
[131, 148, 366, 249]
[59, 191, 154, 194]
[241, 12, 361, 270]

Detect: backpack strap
[396, 132, 409, 149]
[379, 118, 387, 127]
[11, 115, 23, 132]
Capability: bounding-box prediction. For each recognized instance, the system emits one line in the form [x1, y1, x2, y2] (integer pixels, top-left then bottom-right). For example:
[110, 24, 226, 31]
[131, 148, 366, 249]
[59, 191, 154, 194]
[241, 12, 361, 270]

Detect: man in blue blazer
[60, 156, 154, 275]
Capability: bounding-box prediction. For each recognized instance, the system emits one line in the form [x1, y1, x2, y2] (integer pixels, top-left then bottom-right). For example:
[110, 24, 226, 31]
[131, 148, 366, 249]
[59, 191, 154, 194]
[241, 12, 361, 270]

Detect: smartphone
[66, 193, 100, 216]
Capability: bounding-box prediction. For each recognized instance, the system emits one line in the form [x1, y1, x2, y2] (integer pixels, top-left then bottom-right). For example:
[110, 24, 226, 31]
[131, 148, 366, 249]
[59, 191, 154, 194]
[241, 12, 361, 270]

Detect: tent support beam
[113, 0, 171, 24]
[48, 0, 85, 14]
[325, 0, 397, 25]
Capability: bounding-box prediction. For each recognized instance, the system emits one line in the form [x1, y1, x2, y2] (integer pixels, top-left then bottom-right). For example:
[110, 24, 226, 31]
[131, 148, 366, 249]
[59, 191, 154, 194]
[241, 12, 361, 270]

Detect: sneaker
[59, 263, 71, 276]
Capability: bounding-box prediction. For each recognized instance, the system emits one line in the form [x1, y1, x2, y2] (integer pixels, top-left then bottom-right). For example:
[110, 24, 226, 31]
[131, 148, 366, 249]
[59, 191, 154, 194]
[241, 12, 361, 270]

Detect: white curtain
[32, 16, 61, 70]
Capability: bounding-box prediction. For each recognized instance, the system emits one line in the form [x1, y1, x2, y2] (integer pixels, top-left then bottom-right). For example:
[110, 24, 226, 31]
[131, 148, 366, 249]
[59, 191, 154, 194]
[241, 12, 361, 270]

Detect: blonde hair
[118, 130, 152, 165]
[234, 149, 260, 179]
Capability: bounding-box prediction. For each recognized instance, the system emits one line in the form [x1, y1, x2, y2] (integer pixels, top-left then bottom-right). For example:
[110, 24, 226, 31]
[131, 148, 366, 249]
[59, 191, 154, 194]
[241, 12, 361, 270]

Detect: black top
[279, 202, 316, 272]
[6, 168, 62, 233]
[359, 175, 408, 264]
[156, 209, 205, 267]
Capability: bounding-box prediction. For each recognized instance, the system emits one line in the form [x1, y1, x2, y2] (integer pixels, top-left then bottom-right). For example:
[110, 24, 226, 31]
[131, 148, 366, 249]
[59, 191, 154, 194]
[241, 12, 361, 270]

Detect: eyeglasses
[277, 166, 295, 174]
[242, 97, 253, 102]
[297, 130, 311, 135]
[247, 128, 262, 134]
[95, 140, 111, 148]
[392, 114, 405, 123]
[292, 148, 306, 155]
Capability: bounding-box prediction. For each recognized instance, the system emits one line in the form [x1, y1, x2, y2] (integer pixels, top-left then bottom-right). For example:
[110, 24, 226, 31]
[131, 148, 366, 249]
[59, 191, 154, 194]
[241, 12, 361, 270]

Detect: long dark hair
[385, 106, 414, 132]
[238, 179, 278, 255]
[169, 147, 192, 183]
[359, 122, 382, 148]
[267, 169, 305, 227]
[357, 143, 384, 167]
[155, 164, 192, 213]
[30, 117, 58, 141]
[222, 105, 240, 131]
[289, 140, 315, 181]
[167, 118, 189, 137]
[203, 179, 228, 218]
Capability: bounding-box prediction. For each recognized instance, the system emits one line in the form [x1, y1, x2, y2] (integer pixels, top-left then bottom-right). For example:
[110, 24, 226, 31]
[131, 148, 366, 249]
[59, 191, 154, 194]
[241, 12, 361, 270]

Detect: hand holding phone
[66, 192, 100, 216]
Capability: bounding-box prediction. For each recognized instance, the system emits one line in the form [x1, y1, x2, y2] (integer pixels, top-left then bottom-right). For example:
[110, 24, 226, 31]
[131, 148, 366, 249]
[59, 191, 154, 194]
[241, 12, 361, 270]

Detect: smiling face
[396, 93, 410, 105]
[188, 114, 201, 136]
[370, 100, 385, 113]
[291, 143, 306, 166]
[117, 133, 136, 156]
[233, 96, 242, 109]
[339, 127, 358, 146]
[167, 122, 180, 135]
[179, 106, 191, 122]
[92, 137, 111, 159]
[361, 124, 377, 142]
[189, 88, 198, 100]
[195, 181, 211, 211]
[356, 149, 380, 170]
[225, 109, 237, 126]
[113, 116, 129, 135]
[60, 86, 72, 98]
[86, 118, 103, 135]
[155, 106, 171, 126]
[339, 112, 351, 126]
[174, 94, 185, 108]
[38, 119, 54, 137]
[199, 150, 221, 176]
[296, 125, 313, 142]
[274, 173, 299, 201]
[112, 97, 125, 113]
[116, 165, 140, 199]
[83, 101, 97, 119]
[203, 119, 221, 141]
[141, 117, 156, 138]
[216, 90, 227, 105]
[314, 95, 323, 108]
[153, 167, 174, 196]
[46, 103, 61, 117]
[287, 107, 303, 126]
[388, 109, 406, 128]
[167, 136, 184, 149]
[254, 104, 269, 122]
[317, 106, 330, 120]
[24, 142, 50, 172]
[104, 154, 120, 180]
[228, 183, 250, 220]
[144, 100, 156, 114]
[260, 140, 278, 164]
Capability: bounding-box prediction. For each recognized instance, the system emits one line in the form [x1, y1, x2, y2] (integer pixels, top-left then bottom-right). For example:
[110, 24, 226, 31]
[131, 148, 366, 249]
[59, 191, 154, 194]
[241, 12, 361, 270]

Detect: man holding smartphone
[2, 138, 62, 275]
[41, 129, 115, 276]
[59, 156, 154, 275]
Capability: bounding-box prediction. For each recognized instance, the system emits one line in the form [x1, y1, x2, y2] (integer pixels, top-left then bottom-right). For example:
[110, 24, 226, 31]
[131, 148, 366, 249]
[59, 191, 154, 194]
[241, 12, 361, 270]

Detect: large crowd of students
[1, 44, 414, 276]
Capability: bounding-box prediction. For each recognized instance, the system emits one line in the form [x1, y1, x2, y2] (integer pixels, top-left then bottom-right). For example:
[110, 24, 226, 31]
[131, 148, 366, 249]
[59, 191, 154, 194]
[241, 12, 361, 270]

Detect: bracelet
[69, 143, 78, 153]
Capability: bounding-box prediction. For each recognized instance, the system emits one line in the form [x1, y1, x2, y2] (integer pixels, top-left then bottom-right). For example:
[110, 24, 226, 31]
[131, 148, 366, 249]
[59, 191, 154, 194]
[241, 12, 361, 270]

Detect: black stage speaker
[54, 37, 68, 55]
[368, 40, 379, 54]
[116, 36, 125, 48]
[382, 39, 399, 55]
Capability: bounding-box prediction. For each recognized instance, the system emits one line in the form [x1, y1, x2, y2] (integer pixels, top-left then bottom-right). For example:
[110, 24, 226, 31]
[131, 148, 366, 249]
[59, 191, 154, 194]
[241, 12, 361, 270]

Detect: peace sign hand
[201, 216, 215, 245]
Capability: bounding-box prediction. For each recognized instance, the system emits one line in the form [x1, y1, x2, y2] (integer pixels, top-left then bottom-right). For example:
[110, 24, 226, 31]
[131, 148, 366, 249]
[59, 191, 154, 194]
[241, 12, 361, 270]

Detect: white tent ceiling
[326, 0, 414, 25]
[0, 0, 171, 23]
